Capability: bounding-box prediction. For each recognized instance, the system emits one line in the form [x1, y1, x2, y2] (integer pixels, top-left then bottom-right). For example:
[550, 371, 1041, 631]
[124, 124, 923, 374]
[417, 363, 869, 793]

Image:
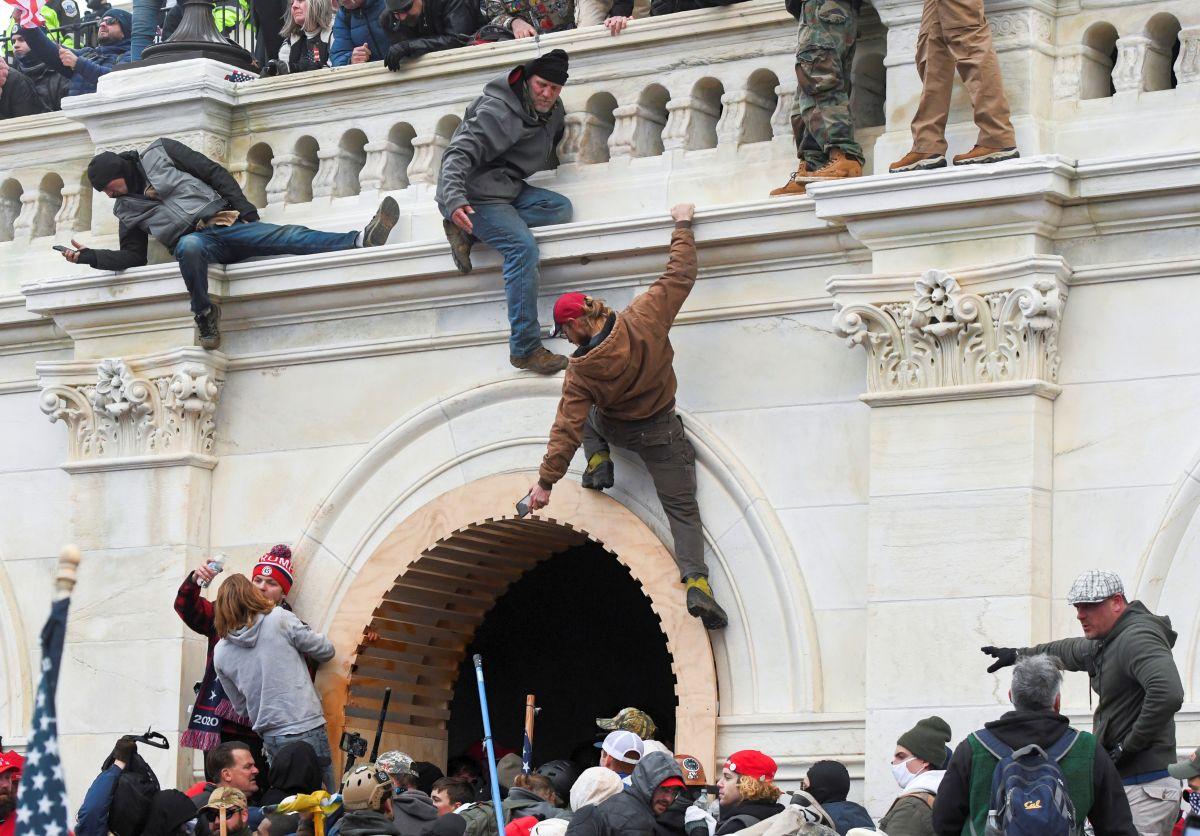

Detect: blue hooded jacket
[329, 0, 391, 66]
[21, 12, 131, 96]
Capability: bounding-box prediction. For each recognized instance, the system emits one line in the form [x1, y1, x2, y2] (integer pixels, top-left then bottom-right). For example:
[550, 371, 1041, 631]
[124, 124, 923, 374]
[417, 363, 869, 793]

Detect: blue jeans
[173, 222, 359, 316]
[454, 185, 572, 358]
[130, 0, 164, 60]
[262, 724, 335, 793]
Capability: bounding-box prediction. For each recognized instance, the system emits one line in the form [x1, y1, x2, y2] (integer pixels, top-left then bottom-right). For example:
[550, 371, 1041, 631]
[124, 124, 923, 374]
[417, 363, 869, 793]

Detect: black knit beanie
[805, 760, 850, 804]
[524, 48, 569, 85]
[897, 716, 952, 767]
[87, 151, 134, 192]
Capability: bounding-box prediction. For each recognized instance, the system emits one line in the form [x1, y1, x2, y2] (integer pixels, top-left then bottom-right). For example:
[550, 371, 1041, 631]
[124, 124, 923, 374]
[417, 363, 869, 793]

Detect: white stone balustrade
[1178, 26, 1200, 86]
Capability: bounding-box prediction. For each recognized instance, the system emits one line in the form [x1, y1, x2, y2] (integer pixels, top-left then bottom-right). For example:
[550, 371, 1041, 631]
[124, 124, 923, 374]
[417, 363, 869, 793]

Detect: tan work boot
[889, 150, 947, 173]
[768, 163, 813, 197]
[510, 347, 568, 375]
[952, 145, 1020, 166]
[805, 148, 863, 181]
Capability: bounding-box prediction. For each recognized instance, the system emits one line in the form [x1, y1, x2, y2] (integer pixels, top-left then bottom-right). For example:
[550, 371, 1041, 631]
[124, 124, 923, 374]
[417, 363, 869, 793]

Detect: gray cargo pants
[581, 406, 708, 581]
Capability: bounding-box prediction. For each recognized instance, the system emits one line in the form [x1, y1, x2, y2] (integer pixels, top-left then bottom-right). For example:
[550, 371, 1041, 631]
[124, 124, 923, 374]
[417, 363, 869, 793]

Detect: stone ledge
[860, 379, 1063, 406]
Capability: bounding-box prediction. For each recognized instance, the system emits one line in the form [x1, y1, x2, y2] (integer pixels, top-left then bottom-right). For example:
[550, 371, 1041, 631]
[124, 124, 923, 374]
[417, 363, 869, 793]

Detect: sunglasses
[214, 808, 245, 820]
[100, 16, 119, 24]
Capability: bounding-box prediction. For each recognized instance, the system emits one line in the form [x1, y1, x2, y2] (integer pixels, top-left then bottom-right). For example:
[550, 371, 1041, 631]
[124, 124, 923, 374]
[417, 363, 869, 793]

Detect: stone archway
[315, 472, 719, 772]
[0, 559, 30, 746]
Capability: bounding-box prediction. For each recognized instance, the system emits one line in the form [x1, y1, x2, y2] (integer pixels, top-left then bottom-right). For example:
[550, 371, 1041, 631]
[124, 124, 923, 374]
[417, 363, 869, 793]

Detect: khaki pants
[575, 0, 649, 25]
[582, 407, 708, 581]
[909, 0, 1015, 154]
[1124, 777, 1182, 836]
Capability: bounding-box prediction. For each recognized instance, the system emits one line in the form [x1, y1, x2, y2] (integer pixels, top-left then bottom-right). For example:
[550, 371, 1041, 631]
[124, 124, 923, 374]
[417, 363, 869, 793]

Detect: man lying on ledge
[61, 137, 399, 350]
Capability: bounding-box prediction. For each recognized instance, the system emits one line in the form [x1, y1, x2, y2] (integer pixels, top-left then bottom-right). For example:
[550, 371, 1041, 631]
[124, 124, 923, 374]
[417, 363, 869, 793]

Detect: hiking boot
[196, 303, 221, 351]
[362, 196, 399, 247]
[889, 151, 947, 173]
[582, 452, 614, 491]
[443, 219, 473, 274]
[804, 148, 862, 181]
[510, 347, 568, 375]
[952, 145, 1020, 166]
[685, 576, 728, 630]
[768, 163, 813, 197]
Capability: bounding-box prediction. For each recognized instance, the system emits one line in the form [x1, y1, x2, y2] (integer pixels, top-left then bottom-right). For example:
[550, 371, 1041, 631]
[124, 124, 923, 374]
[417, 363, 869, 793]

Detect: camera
[340, 731, 367, 758]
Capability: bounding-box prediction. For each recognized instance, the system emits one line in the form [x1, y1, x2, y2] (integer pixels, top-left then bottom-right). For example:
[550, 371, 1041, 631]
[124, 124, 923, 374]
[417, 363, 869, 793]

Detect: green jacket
[880, 792, 936, 836]
[1023, 601, 1184, 777]
[460, 802, 501, 836]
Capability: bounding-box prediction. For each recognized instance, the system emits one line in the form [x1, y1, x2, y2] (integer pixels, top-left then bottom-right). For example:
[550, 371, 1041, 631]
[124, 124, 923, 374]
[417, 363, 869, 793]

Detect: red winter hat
[0, 750, 25, 776]
[253, 544, 295, 595]
[551, 292, 587, 338]
[723, 750, 776, 782]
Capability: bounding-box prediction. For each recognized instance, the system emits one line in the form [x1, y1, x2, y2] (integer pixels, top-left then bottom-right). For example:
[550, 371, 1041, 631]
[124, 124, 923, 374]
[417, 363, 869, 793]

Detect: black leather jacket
[380, 0, 477, 58]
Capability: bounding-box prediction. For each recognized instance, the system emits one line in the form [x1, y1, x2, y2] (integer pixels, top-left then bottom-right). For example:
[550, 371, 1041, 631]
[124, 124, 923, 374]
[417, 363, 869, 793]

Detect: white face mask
[891, 757, 916, 789]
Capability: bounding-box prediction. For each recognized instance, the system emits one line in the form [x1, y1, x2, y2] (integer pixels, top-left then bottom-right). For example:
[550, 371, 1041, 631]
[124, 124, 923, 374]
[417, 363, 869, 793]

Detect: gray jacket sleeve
[1120, 626, 1184, 754]
[436, 102, 518, 214]
[214, 650, 249, 718]
[1023, 637, 1097, 672]
[280, 609, 336, 664]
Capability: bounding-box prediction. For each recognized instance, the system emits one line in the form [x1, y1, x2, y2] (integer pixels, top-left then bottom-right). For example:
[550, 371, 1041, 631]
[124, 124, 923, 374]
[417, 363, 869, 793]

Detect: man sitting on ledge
[61, 137, 399, 350]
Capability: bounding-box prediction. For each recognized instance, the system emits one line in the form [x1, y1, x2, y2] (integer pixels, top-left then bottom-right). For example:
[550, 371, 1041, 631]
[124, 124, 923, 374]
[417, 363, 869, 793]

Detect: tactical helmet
[536, 759, 577, 805]
[340, 762, 390, 812]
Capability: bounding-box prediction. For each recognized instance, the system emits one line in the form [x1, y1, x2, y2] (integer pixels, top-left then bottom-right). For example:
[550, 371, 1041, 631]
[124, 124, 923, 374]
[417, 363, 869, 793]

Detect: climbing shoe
[685, 575, 729, 630]
[582, 452, 614, 490]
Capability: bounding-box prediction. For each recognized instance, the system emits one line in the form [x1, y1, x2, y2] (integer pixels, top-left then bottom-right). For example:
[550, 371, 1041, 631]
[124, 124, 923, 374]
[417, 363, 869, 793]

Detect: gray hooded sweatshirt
[435, 67, 565, 215]
[214, 606, 335, 737]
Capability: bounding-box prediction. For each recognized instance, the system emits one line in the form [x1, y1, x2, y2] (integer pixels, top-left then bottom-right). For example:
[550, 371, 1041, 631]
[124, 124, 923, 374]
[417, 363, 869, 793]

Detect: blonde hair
[513, 773, 560, 806]
[281, 0, 333, 40]
[581, 296, 612, 327]
[215, 574, 274, 637]
[736, 775, 782, 803]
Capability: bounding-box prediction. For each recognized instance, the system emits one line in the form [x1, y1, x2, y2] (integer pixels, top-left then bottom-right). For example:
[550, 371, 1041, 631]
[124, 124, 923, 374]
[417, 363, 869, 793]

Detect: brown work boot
[768, 163, 813, 197]
[442, 219, 473, 274]
[952, 145, 1020, 166]
[889, 150, 947, 173]
[804, 148, 862, 181]
[510, 347, 568, 375]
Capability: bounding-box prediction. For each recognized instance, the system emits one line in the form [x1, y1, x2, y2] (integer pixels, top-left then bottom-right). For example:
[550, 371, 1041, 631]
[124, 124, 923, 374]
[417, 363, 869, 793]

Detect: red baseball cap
[551, 292, 587, 338]
[723, 750, 776, 782]
[658, 776, 686, 789]
[0, 750, 26, 776]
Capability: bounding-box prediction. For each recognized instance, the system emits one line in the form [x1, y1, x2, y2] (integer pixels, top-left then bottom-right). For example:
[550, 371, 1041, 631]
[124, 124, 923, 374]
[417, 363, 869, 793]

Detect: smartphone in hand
[516, 492, 532, 518]
[52, 245, 75, 254]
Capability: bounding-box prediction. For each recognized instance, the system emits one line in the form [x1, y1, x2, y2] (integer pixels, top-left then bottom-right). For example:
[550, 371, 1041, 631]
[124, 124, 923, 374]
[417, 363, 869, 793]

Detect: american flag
[1, 0, 46, 28]
[14, 597, 71, 836]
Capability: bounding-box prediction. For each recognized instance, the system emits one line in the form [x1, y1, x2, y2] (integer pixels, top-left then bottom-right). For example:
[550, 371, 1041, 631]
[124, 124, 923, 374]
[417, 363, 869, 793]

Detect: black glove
[981, 645, 1018, 673]
[1107, 743, 1125, 766]
[112, 735, 137, 766]
[239, 210, 260, 224]
[385, 42, 411, 71]
[76, 247, 98, 267]
[259, 58, 288, 77]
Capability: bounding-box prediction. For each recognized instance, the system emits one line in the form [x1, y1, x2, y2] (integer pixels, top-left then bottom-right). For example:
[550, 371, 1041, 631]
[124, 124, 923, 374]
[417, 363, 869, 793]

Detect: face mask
[891, 758, 916, 789]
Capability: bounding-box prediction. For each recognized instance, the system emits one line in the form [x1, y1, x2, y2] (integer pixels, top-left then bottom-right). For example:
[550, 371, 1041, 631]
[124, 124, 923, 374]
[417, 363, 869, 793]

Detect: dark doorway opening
[446, 540, 678, 773]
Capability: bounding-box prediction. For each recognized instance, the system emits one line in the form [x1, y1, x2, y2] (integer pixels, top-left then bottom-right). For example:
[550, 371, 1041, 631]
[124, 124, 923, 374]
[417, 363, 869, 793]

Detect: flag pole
[522, 694, 537, 774]
[472, 654, 506, 835]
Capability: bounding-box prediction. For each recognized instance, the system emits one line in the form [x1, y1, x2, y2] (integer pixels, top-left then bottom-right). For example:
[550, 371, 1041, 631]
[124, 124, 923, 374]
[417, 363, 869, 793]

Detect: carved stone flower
[93, 358, 135, 416]
[913, 270, 959, 323]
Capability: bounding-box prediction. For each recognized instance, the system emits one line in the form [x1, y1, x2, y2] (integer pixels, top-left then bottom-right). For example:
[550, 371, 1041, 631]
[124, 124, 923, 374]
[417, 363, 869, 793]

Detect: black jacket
[715, 800, 785, 834]
[337, 808, 404, 835]
[380, 0, 476, 59]
[84, 137, 259, 272]
[932, 709, 1136, 836]
[565, 753, 684, 836]
[0, 66, 50, 119]
[1023, 601, 1184, 777]
[15, 55, 69, 110]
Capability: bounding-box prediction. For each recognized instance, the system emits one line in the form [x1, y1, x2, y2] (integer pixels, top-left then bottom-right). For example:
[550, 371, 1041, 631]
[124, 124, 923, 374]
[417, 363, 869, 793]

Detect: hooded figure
[391, 787, 438, 834]
[101, 750, 162, 836]
[803, 761, 873, 835]
[140, 790, 199, 836]
[260, 741, 324, 806]
[565, 752, 684, 836]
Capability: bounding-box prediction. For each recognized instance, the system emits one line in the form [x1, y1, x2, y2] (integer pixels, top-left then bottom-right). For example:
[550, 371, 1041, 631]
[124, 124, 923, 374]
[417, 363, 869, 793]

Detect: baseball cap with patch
[0, 750, 25, 776]
[723, 750, 776, 782]
[600, 730, 644, 765]
[596, 707, 656, 740]
[204, 786, 248, 812]
[377, 750, 417, 777]
[674, 754, 707, 787]
[1066, 570, 1124, 605]
[1169, 746, 1200, 780]
[551, 292, 587, 338]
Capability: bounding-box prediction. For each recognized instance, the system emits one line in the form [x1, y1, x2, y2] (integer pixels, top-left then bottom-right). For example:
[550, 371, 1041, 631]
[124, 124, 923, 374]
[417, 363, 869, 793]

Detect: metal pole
[369, 687, 392, 762]
[473, 654, 507, 834]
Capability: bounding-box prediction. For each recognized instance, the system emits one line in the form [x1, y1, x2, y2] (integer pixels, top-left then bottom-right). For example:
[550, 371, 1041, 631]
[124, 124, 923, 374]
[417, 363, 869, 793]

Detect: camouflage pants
[791, 0, 863, 166]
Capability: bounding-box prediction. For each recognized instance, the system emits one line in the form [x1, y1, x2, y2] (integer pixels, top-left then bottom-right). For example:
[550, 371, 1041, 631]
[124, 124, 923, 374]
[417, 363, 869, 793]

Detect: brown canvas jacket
[538, 225, 697, 489]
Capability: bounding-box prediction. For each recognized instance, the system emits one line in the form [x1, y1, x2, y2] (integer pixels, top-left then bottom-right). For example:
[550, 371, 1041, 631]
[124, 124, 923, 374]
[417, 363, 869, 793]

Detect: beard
[0, 796, 15, 819]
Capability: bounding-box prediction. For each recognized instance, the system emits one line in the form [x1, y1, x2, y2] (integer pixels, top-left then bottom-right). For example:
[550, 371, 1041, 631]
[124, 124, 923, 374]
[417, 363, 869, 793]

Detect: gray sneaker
[196, 303, 221, 351]
[362, 196, 399, 247]
[443, 219, 473, 274]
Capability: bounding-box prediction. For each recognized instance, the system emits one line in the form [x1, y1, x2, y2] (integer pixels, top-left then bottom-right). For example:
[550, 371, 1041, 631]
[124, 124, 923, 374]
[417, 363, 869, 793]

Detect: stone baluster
[715, 90, 775, 147]
[1175, 27, 1200, 87]
[1111, 35, 1151, 94]
[558, 112, 614, 164]
[54, 183, 91, 238]
[772, 84, 796, 140]
[312, 146, 365, 200]
[31, 187, 63, 239]
[1052, 47, 1084, 100]
[264, 153, 318, 206]
[662, 96, 723, 152]
[608, 102, 668, 159]
[407, 134, 449, 186]
[11, 192, 39, 241]
[361, 140, 413, 193]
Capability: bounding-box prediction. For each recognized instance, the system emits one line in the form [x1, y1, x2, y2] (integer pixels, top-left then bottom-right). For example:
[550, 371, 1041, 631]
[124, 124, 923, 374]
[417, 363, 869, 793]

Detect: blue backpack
[973, 728, 1079, 836]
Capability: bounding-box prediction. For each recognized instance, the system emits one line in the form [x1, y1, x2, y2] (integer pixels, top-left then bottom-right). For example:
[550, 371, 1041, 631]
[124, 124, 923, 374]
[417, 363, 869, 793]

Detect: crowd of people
[0, 550, 1194, 836]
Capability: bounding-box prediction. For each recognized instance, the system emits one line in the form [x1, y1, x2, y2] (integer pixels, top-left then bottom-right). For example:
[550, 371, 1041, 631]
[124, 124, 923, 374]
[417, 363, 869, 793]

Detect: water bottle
[197, 552, 226, 588]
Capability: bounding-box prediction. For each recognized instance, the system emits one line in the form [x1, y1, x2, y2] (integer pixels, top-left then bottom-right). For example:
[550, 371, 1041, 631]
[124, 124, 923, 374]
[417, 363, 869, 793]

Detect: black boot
[582, 452, 614, 491]
[685, 575, 728, 630]
[196, 303, 221, 351]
